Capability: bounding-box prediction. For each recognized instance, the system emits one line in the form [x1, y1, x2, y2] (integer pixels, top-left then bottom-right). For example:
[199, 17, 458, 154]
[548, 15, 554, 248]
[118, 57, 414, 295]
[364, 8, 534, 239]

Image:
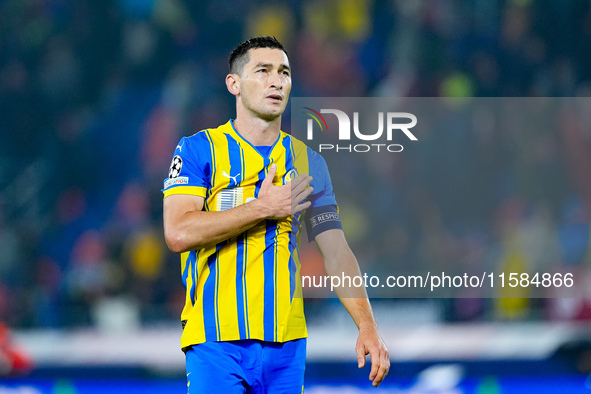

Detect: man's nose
[269, 71, 283, 89]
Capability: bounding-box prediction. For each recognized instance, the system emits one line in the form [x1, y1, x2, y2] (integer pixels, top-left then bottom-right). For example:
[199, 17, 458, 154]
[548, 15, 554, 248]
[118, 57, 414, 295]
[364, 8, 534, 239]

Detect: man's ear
[226, 74, 240, 96]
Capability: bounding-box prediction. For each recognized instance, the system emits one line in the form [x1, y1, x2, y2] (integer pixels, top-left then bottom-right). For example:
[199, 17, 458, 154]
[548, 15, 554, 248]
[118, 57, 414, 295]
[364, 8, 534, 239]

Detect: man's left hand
[356, 327, 390, 387]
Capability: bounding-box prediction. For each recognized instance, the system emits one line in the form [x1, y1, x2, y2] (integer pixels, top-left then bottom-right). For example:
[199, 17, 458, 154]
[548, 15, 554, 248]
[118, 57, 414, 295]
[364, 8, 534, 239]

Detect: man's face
[237, 48, 291, 120]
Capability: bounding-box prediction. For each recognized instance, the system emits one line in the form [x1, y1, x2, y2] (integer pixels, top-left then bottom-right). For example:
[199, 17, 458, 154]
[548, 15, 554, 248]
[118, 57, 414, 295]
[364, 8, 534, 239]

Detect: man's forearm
[315, 229, 390, 386]
[317, 229, 378, 330]
[339, 297, 378, 332]
[324, 249, 378, 331]
[164, 198, 269, 253]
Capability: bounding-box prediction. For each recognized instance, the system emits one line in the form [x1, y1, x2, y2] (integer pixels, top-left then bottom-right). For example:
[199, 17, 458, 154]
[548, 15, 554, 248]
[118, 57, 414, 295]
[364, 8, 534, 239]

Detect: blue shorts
[185, 338, 306, 394]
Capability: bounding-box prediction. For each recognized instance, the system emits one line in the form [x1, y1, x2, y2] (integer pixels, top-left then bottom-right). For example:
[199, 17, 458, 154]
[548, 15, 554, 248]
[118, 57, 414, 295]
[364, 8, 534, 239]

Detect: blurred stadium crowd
[1, 0, 591, 331]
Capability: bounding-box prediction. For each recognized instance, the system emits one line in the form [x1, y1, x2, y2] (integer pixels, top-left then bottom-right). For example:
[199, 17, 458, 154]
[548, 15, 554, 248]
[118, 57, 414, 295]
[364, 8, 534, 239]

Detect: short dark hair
[228, 36, 288, 75]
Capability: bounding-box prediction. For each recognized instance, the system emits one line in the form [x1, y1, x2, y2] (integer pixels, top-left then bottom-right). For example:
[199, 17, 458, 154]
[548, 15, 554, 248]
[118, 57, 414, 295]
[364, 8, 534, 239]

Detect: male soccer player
[163, 36, 389, 393]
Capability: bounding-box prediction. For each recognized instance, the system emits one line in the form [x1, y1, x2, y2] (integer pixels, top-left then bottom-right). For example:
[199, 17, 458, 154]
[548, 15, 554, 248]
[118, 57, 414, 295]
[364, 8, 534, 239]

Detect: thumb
[261, 163, 277, 189]
[357, 346, 366, 368]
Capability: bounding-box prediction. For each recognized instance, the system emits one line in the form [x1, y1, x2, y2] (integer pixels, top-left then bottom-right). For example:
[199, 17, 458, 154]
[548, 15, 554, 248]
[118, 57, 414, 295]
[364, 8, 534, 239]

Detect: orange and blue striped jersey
[163, 120, 339, 349]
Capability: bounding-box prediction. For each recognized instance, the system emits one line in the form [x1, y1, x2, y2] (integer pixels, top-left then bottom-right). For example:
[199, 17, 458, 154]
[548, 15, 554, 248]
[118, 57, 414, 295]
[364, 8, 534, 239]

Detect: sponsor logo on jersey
[164, 176, 189, 188]
[216, 187, 244, 211]
[222, 171, 241, 185]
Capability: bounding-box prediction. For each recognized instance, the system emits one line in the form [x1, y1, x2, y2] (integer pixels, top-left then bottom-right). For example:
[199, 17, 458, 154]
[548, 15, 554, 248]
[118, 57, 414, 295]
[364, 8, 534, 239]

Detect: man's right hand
[257, 163, 313, 219]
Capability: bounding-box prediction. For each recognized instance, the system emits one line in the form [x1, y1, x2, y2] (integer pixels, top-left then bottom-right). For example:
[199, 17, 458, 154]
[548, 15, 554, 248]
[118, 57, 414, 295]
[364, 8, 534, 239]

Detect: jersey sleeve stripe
[163, 186, 207, 199]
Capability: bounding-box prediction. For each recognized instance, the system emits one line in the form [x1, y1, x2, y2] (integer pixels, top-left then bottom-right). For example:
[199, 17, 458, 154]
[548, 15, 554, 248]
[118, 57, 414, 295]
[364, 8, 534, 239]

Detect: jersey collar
[228, 119, 283, 160]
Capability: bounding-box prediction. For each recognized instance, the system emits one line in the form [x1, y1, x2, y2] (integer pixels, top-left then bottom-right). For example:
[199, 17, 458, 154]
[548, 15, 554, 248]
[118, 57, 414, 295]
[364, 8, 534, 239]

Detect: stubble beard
[244, 97, 285, 122]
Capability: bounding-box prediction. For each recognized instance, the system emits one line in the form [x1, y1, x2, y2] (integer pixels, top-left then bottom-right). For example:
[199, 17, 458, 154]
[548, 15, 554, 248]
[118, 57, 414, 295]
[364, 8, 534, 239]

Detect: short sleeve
[304, 148, 342, 241]
[306, 148, 338, 208]
[162, 134, 211, 199]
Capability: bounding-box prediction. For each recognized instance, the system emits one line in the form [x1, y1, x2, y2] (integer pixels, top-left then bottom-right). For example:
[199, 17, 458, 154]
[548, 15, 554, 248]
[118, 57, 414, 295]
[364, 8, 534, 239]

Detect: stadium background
[2, 0, 591, 392]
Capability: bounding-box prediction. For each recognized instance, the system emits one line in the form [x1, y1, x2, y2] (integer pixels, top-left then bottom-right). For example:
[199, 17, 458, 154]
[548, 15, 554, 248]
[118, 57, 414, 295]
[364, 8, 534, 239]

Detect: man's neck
[233, 116, 281, 146]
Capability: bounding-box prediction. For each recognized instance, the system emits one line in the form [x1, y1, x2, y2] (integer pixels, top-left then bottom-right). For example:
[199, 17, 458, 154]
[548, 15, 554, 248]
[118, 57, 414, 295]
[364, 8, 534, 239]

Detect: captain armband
[305, 205, 343, 242]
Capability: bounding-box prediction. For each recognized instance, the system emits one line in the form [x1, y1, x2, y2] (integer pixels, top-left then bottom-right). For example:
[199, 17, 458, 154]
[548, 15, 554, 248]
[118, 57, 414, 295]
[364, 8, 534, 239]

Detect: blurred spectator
[0, 323, 33, 376]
